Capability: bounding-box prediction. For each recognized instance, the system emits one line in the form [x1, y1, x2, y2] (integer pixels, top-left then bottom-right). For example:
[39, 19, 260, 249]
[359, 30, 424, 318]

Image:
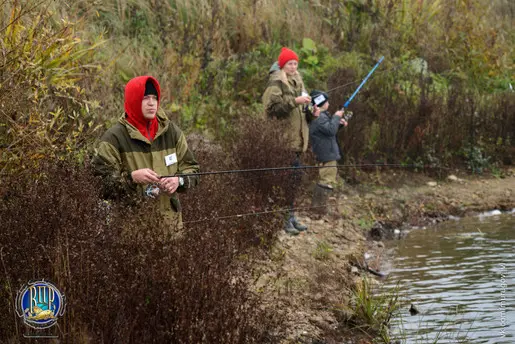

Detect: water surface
[385, 211, 514, 343]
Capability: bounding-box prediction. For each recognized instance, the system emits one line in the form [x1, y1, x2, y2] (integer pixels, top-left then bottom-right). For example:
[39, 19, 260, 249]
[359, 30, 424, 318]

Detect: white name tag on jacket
[165, 153, 177, 166]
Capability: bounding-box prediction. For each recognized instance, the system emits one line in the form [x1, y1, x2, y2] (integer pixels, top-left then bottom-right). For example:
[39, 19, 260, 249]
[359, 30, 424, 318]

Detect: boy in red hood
[92, 76, 200, 229]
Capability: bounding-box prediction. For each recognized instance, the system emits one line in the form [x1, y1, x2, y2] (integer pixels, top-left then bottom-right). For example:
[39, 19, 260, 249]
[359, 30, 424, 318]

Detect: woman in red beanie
[262, 47, 314, 235]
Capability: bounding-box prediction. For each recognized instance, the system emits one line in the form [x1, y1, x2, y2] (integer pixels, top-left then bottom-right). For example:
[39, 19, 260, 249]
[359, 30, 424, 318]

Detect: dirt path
[253, 170, 515, 343]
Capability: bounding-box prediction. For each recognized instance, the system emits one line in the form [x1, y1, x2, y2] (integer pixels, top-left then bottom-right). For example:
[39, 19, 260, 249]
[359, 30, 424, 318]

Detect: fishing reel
[303, 103, 315, 117]
[343, 110, 353, 122]
[145, 184, 161, 198]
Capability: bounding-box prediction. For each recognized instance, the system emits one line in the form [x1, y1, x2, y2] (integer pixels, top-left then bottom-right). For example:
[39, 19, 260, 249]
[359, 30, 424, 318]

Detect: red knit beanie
[278, 47, 299, 69]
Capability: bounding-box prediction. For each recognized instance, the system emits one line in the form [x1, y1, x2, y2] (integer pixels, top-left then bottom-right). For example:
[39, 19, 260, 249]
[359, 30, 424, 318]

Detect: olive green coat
[92, 111, 199, 228]
[262, 70, 310, 153]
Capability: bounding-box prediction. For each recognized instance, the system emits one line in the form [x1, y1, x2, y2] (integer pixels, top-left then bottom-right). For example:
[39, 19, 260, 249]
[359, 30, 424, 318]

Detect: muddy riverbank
[253, 169, 515, 343]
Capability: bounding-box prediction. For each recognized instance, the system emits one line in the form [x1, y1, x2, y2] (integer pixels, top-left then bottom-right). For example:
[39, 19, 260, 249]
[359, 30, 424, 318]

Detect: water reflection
[385, 212, 514, 343]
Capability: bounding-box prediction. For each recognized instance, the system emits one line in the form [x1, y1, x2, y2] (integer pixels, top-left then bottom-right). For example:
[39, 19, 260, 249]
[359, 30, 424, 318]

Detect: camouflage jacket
[92, 111, 199, 227]
[262, 70, 312, 153]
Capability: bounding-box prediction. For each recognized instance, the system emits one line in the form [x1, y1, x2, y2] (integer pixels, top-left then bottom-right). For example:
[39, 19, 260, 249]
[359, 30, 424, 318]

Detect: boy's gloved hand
[337, 109, 349, 126]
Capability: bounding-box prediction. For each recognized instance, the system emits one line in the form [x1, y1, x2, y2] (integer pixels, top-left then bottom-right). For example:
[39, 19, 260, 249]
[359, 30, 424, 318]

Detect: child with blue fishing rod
[308, 90, 348, 190]
[309, 56, 384, 200]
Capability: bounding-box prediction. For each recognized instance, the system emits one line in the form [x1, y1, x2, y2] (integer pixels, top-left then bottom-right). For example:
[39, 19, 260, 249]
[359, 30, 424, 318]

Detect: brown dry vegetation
[0, 118, 302, 342]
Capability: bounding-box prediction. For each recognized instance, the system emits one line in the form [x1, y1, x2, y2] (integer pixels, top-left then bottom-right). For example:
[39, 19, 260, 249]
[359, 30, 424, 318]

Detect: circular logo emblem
[16, 280, 66, 329]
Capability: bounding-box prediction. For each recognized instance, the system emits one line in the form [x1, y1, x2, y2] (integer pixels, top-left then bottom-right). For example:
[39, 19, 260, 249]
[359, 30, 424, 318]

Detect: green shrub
[462, 145, 491, 174]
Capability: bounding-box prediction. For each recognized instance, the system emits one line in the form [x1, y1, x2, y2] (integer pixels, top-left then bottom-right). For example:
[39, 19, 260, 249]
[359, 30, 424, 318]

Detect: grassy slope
[1, 0, 514, 167]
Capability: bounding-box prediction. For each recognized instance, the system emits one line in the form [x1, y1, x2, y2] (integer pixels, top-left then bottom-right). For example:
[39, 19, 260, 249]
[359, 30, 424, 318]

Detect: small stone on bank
[447, 175, 458, 182]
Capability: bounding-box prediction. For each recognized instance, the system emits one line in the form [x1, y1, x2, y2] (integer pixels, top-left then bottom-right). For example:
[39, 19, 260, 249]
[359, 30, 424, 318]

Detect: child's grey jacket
[309, 110, 342, 162]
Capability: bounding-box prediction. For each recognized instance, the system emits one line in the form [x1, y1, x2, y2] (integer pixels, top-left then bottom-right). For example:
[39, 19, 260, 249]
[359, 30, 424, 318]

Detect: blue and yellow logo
[16, 280, 66, 329]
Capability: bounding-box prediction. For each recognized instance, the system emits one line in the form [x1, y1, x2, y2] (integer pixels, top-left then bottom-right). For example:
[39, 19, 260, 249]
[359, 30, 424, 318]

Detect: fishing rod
[326, 56, 397, 94]
[343, 56, 385, 108]
[162, 164, 364, 179]
[340, 56, 385, 122]
[305, 56, 386, 121]
[160, 162, 452, 179]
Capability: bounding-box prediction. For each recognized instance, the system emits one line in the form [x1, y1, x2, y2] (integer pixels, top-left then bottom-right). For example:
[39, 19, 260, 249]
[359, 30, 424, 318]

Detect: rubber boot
[284, 219, 300, 235]
[312, 183, 332, 214]
[290, 216, 308, 231]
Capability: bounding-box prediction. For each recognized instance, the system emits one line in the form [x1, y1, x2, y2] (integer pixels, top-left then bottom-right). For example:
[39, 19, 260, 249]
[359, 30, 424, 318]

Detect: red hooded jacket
[124, 76, 161, 141]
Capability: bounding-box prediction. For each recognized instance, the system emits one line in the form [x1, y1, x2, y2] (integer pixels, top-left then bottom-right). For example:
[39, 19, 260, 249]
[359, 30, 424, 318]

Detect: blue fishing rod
[306, 56, 385, 120]
[337, 56, 385, 121]
[343, 56, 384, 108]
